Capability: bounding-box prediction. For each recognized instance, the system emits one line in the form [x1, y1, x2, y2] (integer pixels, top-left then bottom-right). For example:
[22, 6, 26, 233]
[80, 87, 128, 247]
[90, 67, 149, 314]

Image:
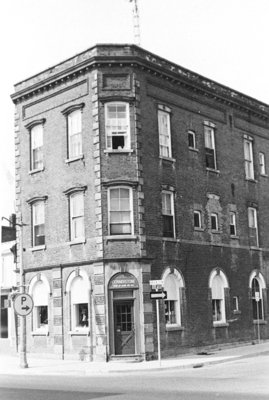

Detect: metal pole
[256, 300, 260, 344]
[156, 299, 161, 366]
[18, 220, 28, 368]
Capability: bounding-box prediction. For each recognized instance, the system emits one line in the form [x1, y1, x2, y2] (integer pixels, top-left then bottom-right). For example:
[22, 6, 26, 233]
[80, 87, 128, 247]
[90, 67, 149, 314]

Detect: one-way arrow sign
[150, 291, 167, 300]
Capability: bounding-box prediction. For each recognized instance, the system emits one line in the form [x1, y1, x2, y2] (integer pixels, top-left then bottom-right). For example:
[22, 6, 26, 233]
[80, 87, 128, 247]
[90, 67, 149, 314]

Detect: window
[251, 277, 264, 320]
[32, 201, 45, 246]
[244, 138, 254, 179]
[69, 275, 89, 332]
[68, 109, 82, 158]
[204, 123, 217, 170]
[162, 191, 175, 238]
[232, 296, 239, 312]
[158, 108, 172, 158]
[70, 192, 85, 241]
[163, 269, 184, 327]
[209, 270, 229, 325]
[30, 275, 50, 334]
[108, 187, 133, 235]
[188, 130, 196, 149]
[31, 124, 43, 171]
[230, 212, 237, 236]
[259, 152, 266, 175]
[105, 102, 130, 150]
[194, 210, 201, 229]
[211, 213, 218, 231]
[248, 207, 259, 247]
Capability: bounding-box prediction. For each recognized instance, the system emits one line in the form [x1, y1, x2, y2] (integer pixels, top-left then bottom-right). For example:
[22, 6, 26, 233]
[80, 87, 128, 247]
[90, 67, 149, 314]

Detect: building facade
[11, 45, 269, 361]
[1, 218, 17, 352]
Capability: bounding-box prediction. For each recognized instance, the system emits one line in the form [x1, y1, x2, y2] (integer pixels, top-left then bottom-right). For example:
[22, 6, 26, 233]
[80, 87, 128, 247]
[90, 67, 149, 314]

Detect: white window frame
[108, 186, 133, 236]
[248, 207, 259, 247]
[232, 296, 239, 312]
[70, 192, 85, 242]
[32, 201, 45, 247]
[244, 138, 254, 180]
[188, 130, 196, 149]
[230, 211, 237, 236]
[204, 122, 217, 170]
[249, 271, 266, 322]
[163, 269, 184, 328]
[211, 213, 219, 231]
[209, 270, 229, 326]
[30, 124, 44, 171]
[259, 152, 266, 175]
[194, 210, 201, 229]
[162, 191, 175, 238]
[68, 109, 83, 159]
[29, 275, 50, 335]
[158, 108, 172, 158]
[105, 102, 130, 151]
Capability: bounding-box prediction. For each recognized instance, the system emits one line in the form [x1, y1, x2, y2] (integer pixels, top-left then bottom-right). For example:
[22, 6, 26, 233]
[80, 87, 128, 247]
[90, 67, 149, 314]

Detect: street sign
[14, 294, 34, 316]
[149, 280, 164, 286]
[150, 291, 167, 300]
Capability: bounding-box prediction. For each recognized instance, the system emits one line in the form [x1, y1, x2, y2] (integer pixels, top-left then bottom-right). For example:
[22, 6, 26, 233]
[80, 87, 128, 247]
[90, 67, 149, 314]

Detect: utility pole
[129, 0, 141, 46]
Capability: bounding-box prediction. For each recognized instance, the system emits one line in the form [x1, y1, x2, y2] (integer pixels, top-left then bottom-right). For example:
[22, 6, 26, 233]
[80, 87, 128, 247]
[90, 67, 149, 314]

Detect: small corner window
[158, 107, 172, 158]
[70, 192, 85, 241]
[30, 124, 44, 171]
[230, 211, 237, 236]
[232, 296, 239, 312]
[248, 207, 259, 247]
[162, 191, 175, 238]
[244, 137, 254, 180]
[194, 210, 201, 229]
[188, 130, 196, 149]
[259, 152, 266, 175]
[204, 122, 217, 170]
[211, 213, 219, 231]
[105, 102, 130, 150]
[68, 109, 83, 159]
[108, 187, 133, 235]
[32, 201, 45, 247]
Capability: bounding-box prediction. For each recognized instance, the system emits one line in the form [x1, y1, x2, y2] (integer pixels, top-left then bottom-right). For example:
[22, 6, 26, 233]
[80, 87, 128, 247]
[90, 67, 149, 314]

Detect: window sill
[68, 238, 86, 246]
[245, 178, 257, 183]
[65, 155, 84, 164]
[104, 149, 134, 154]
[188, 147, 199, 153]
[68, 329, 90, 336]
[106, 235, 138, 241]
[29, 167, 44, 175]
[230, 235, 239, 240]
[194, 227, 204, 232]
[29, 245, 46, 252]
[213, 322, 229, 328]
[159, 156, 176, 163]
[233, 310, 241, 315]
[162, 237, 177, 242]
[206, 168, 220, 174]
[250, 246, 262, 251]
[253, 320, 267, 325]
[211, 230, 221, 234]
[166, 324, 184, 332]
[31, 329, 49, 336]
[260, 174, 268, 178]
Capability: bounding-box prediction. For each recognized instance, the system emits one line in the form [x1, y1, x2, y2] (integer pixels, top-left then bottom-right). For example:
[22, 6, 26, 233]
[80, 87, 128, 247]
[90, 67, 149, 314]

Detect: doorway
[114, 300, 135, 355]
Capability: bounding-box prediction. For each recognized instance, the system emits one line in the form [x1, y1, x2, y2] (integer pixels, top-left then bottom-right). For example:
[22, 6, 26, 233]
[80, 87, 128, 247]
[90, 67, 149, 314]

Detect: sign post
[149, 280, 166, 366]
[255, 292, 260, 344]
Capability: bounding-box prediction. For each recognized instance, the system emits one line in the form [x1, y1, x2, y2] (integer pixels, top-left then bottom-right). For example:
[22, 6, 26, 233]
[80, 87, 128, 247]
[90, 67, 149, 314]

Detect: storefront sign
[109, 273, 138, 290]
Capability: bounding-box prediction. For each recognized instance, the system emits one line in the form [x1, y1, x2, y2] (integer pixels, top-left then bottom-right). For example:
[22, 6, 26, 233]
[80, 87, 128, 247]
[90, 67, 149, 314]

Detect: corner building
[12, 45, 269, 361]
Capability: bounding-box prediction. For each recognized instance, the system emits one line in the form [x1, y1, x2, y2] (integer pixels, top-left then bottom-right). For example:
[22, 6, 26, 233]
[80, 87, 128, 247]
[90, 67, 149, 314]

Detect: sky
[1, 0, 269, 220]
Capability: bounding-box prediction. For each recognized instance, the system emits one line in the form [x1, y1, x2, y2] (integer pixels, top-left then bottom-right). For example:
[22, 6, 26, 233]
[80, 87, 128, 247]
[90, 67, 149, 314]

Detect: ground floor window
[164, 300, 176, 324]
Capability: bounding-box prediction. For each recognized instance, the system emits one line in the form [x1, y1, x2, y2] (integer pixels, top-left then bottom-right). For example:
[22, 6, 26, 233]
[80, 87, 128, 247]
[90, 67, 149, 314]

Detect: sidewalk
[0, 341, 268, 376]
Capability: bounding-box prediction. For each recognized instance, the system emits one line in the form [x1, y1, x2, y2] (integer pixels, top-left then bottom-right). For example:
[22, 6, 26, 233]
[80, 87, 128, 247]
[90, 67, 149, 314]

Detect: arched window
[29, 274, 50, 334]
[163, 268, 184, 327]
[209, 269, 229, 325]
[249, 272, 266, 321]
[66, 271, 90, 333]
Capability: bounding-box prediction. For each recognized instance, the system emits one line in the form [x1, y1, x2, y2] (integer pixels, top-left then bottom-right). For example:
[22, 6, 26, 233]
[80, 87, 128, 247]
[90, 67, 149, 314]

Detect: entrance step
[109, 354, 144, 363]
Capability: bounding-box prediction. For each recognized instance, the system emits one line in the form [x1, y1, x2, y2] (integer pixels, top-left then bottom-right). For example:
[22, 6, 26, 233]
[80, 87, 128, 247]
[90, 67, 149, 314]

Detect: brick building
[11, 44, 269, 361]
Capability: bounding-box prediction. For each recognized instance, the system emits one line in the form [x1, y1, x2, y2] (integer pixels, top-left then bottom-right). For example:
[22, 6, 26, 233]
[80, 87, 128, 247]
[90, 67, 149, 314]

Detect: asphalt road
[0, 354, 268, 399]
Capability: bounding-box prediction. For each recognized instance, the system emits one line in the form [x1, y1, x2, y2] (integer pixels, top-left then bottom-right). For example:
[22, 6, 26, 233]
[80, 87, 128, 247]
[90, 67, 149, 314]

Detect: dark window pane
[188, 132, 194, 148]
[205, 148, 216, 169]
[194, 212, 200, 228]
[163, 215, 174, 237]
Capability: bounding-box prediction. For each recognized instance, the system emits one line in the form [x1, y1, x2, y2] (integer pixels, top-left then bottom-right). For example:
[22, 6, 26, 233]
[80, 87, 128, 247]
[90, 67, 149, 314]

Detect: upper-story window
[204, 122, 217, 170]
[194, 210, 202, 229]
[230, 211, 237, 236]
[248, 207, 259, 247]
[158, 106, 172, 158]
[162, 191, 175, 238]
[105, 102, 130, 150]
[30, 123, 44, 171]
[244, 137, 254, 180]
[32, 201, 45, 247]
[188, 130, 196, 149]
[68, 110, 82, 158]
[259, 152, 266, 175]
[211, 213, 219, 231]
[108, 187, 133, 235]
[70, 192, 85, 242]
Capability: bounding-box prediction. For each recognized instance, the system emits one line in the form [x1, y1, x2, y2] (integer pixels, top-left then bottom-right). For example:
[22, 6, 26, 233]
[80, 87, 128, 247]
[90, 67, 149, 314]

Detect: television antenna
[129, 0, 141, 46]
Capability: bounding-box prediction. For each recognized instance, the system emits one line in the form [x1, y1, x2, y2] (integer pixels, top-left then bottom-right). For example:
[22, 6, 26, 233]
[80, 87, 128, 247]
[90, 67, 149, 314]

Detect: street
[0, 354, 268, 399]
